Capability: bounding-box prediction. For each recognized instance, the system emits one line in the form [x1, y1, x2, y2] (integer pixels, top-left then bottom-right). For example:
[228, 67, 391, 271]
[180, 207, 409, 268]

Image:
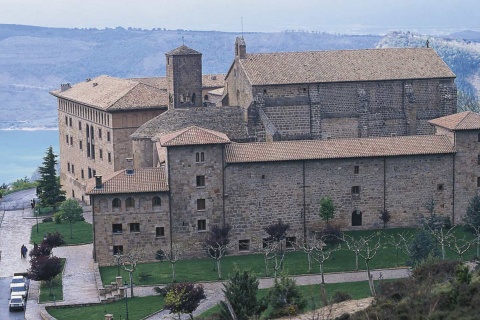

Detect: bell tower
[166, 45, 202, 109]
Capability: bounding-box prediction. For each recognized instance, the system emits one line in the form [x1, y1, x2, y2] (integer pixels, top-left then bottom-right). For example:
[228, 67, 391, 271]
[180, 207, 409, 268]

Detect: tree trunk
[217, 259, 222, 279]
[129, 272, 134, 297]
[320, 263, 325, 284]
[355, 252, 359, 270]
[70, 220, 73, 239]
[171, 262, 176, 282]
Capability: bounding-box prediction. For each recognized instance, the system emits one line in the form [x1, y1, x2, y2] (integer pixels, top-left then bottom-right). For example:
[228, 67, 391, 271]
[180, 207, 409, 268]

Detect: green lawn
[197, 281, 375, 319]
[47, 295, 164, 320]
[100, 227, 478, 287]
[39, 258, 66, 303]
[30, 220, 93, 245]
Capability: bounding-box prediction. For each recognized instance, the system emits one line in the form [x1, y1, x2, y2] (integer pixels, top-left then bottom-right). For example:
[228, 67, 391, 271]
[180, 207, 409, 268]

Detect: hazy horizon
[0, 0, 478, 35]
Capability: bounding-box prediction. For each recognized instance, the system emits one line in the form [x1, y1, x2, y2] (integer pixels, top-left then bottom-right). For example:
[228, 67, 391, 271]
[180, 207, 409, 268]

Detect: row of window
[112, 196, 162, 209]
[60, 98, 110, 126]
[67, 164, 96, 180]
[64, 117, 112, 141]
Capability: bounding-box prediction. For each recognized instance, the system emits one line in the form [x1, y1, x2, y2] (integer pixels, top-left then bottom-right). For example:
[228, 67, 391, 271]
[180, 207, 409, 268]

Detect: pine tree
[37, 146, 65, 211]
[220, 269, 266, 320]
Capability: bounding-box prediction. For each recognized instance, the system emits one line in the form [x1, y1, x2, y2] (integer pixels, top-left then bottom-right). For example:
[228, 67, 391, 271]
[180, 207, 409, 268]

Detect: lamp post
[35, 207, 39, 233]
[124, 281, 129, 320]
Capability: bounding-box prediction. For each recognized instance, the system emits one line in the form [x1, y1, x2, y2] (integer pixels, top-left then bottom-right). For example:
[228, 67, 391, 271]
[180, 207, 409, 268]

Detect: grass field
[100, 227, 477, 286]
[30, 220, 93, 245]
[39, 258, 66, 303]
[47, 295, 164, 320]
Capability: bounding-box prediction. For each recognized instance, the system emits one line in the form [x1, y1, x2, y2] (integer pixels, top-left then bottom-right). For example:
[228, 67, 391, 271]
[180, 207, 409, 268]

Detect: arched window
[191, 93, 196, 104]
[112, 198, 121, 209]
[352, 210, 362, 226]
[126, 197, 135, 209]
[152, 196, 161, 207]
[98, 199, 108, 212]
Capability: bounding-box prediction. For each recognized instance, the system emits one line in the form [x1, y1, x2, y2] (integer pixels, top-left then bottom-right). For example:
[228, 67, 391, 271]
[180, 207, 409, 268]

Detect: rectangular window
[69, 117, 72, 127]
[65, 115, 68, 125]
[478, 134, 480, 142]
[478, 155, 480, 165]
[70, 136, 73, 146]
[156, 227, 165, 237]
[81, 169, 84, 179]
[67, 162, 70, 172]
[478, 177, 480, 188]
[100, 149, 103, 159]
[113, 245, 123, 255]
[286, 237, 296, 249]
[71, 164, 75, 174]
[437, 184, 444, 191]
[197, 199, 206, 211]
[354, 165, 359, 174]
[108, 152, 112, 163]
[352, 186, 360, 195]
[107, 131, 111, 142]
[130, 223, 140, 233]
[79, 140, 83, 150]
[92, 169, 96, 177]
[112, 224, 123, 234]
[88, 167, 92, 179]
[79, 121, 82, 130]
[98, 128, 102, 139]
[239, 239, 250, 251]
[66, 134, 69, 144]
[87, 142, 91, 157]
[197, 219, 206, 231]
[196, 175, 205, 187]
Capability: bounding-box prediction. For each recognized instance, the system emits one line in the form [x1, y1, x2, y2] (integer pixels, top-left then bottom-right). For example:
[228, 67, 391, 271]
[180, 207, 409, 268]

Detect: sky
[0, 0, 478, 34]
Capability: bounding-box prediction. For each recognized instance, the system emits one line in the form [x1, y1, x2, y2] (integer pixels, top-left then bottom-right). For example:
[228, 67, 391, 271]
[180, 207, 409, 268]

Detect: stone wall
[166, 54, 203, 108]
[91, 192, 170, 266]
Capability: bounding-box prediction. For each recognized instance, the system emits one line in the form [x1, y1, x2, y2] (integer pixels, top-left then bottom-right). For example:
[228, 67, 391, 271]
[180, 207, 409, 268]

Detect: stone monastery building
[51, 38, 480, 266]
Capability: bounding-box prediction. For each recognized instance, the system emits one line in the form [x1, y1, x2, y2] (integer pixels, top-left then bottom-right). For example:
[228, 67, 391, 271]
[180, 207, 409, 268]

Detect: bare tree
[382, 231, 413, 266]
[156, 241, 192, 282]
[425, 224, 455, 260]
[446, 235, 472, 261]
[263, 220, 290, 278]
[203, 224, 233, 279]
[117, 248, 144, 297]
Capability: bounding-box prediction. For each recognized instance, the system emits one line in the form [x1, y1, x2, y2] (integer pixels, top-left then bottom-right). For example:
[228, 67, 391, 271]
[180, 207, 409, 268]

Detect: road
[0, 188, 36, 212]
[0, 277, 26, 319]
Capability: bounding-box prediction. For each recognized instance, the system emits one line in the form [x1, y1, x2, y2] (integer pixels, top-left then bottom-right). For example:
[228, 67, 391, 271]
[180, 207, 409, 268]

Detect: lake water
[0, 130, 59, 184]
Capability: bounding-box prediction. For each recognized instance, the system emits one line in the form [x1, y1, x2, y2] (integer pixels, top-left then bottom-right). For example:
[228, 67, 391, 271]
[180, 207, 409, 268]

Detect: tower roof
[428, 111, 480, 131]
[159, 126, 231, 147]
[165, 45, 201, 56]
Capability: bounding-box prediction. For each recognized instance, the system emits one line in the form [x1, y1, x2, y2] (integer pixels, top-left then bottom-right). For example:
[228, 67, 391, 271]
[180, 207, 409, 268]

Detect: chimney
[60, 83, 71, 92]
[126, 158, 134, 175]
[95, 175, 103, 189]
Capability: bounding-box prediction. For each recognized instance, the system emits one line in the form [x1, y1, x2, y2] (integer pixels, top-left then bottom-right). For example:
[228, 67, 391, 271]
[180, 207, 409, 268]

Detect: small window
[98, 128, 102, 139]
[126, 197, 135, 209]
[196, 175, 205, 187]
[79, 121, 82, 130]
[478, 155, 480, 165]
[195, 152, 205, 163]
[478, 177, 480, 188]
[152, 196, 161, 207]
[352, 210, 362, 226]
[71, 164, 75, 174]
[478, 134, 480, 142]
[204, 94, 209, 101]
[352, 186, 360, 195]
[108, 152, 112, 163]
[112, 198, 121, 208]
[69, 117, 72, 127]
[437, 184, 444, 191]
[286, 236, 296, 248]
[79, 140, 83, 150]
[65, 115, 68, 125]
[67, 162, 71, 172]
[354, 166, 359, 174]
[130, 223, 140, 233]
[81, 169, 84, 179]
[197, 219, 206, 231]
[107, 131, 111, 142]
[88, 167, 92, 179]
[239, 239, 250, 251]
[70, 136, 73, 146]
[92, 169, 96, 177]
[99, 149, 103, 159]
[197, 199, 206, 211]
[113, 245, 123, 255]
[112, 224, 123, 234]
[66, 134, 69, 144]
[156, 227, 165, 237]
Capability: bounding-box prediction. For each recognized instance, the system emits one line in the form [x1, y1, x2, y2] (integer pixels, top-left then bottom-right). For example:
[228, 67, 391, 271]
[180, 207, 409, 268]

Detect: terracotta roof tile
[86, 168, 168, 194]
[50, 75, 168, 111]
[131, 74, 225, 90]
[225, 135, 455, 163]
[428, 111, 480, 131]
[240, 48, 455, 86]
[159, 126, 230, 146]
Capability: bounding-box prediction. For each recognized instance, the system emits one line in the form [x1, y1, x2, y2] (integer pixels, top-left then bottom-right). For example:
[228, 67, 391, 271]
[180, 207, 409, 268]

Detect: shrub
[42, 217, 53, 222]
[317, 223, 343, 246]
[54, 212, 62, 224]
[42, 232, 66, 248]
[138, 271, 152, 282]
[332, 291, 352, 303]
[164, 283, 206, 318]
[267, 273, 306, 318]
[407, 230, 439, 266]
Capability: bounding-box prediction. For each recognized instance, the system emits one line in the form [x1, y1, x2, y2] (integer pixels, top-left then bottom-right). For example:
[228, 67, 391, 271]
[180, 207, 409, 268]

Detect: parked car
[9, 294, 26, 312]
[10, 275, 27, 291]
[10, 283, 28, 298]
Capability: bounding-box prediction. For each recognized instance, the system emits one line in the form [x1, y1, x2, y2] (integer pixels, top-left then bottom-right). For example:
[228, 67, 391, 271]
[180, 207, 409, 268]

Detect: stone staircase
[95, 263, 125, 303]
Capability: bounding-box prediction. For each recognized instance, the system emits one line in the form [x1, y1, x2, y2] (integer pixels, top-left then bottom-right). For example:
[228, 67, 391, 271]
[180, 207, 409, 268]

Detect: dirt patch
[279, 297, 374, 320]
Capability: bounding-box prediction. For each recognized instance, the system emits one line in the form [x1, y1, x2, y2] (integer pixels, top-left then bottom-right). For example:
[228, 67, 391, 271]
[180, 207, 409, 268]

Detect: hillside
[1, 25, 479, 129]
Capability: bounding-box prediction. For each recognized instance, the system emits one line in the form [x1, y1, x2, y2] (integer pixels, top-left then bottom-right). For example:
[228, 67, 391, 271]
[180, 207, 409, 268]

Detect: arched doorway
[352, 210, 362, 226]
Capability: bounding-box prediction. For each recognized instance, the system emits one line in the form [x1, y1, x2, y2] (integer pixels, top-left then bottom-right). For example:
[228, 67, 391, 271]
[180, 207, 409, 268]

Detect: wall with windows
[91, 192, 169, 266]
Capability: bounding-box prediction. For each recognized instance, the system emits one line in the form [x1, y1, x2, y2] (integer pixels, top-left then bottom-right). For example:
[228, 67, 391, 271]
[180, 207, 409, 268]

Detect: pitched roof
[131, 74, 225, 90]
[131, 106, 249, 141]
[159, 126, 230, 147]
[165, 45, 201, 56]
[225, 135, 455, 163]
[86, 168, 168, 195]
[428, 111, 480, 131]
[50, 75, 168, 111]
[239, 48, 455, 86]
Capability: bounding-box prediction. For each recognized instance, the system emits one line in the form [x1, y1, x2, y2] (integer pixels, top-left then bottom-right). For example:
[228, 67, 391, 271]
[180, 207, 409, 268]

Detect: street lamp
[124, 281, 129, 320]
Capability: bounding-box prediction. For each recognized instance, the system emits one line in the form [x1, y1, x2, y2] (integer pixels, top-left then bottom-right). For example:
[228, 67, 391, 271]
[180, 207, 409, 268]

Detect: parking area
[0, 277, 26, 319]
